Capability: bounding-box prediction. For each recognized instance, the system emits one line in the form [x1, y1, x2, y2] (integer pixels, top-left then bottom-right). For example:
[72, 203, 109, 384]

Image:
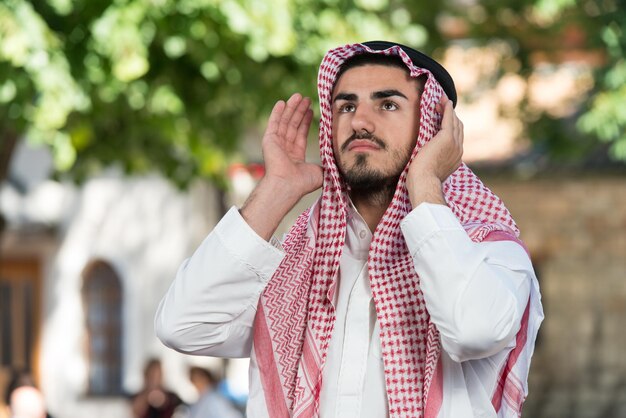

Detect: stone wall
[483, 174, 626, 418]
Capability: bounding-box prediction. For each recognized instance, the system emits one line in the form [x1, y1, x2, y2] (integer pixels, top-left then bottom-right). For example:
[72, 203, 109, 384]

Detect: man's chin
[344, 170, 399, 191]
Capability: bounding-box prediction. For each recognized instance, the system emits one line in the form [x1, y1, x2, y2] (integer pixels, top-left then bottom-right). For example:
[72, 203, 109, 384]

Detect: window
[82, 260, 123, 396]
[0, 259, 42, 398]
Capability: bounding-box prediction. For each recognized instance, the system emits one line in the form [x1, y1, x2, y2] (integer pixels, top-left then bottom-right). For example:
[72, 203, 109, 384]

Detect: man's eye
[381, 101, 398, 111]
[339, 103, 356, 113]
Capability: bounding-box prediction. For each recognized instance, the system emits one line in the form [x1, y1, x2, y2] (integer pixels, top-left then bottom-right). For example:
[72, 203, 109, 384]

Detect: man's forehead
[332, 64, 420, 96]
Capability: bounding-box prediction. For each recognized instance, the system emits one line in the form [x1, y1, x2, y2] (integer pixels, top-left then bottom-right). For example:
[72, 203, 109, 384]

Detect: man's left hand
[406, 94, 463, 207]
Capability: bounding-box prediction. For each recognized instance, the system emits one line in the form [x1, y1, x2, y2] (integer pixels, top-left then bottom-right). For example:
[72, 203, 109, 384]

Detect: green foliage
[578, 9, 626, 160]
[1, 0, 624, 188]
[442, 0, 625, 163]
[0, 0, 433, 187]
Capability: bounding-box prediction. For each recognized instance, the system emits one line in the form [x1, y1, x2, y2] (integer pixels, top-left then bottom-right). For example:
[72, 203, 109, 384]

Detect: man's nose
[351, 105, 375, 134]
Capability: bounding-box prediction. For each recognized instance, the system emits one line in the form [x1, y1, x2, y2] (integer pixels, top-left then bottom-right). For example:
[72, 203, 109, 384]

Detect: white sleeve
[155, 206, 285, 358]
[400, 203, 533, 363]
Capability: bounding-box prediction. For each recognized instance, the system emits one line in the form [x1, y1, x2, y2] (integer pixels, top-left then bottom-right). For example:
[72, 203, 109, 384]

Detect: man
[155, 41, 543, 418]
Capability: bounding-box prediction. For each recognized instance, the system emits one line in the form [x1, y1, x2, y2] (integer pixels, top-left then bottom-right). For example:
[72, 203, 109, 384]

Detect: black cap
[362, 40, 457, 107]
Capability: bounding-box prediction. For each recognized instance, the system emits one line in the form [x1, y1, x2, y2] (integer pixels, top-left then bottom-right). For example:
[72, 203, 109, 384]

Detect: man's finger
[285, 97, 311, 143]
[437, 94, 449, 113]
[266, 100, 286, 137]
[441, 100, 455, 130]
[277, 93, 303, 138]
[452, 116, 461, 140]
[294, 108, 314, 150]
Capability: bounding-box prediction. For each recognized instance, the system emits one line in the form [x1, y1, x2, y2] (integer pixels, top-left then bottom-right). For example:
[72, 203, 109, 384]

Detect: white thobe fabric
[155, 203, 537, 418]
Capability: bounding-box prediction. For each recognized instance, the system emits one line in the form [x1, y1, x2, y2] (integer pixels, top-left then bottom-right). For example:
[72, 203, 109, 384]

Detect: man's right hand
[240, 93, 323, 241]
[261, 93, 323, 198]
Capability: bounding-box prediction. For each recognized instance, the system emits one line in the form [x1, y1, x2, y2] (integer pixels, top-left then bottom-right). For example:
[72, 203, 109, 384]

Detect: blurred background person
[2, 370, 52, 418]
[8, 386, 46, 418]
[188, 367, 242, 418]
[130, 358, 183, 418]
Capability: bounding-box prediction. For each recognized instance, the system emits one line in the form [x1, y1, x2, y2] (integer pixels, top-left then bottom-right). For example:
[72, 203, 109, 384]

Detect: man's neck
[350, 191, 393, 233]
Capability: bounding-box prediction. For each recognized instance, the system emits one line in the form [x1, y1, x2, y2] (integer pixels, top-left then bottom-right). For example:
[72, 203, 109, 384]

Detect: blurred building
[0, 141, 249, 417]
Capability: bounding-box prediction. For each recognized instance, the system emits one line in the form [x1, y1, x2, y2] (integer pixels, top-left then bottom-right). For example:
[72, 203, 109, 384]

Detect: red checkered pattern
[255, 43, 520, 418]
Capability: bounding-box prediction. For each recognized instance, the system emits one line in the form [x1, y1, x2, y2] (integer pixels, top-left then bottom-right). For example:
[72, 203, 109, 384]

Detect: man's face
[331, 64, 422, 191]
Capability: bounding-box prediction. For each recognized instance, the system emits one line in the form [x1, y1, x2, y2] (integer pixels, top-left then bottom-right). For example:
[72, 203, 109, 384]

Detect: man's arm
[404, 95, 531, 362]
[155, 93, 323, 356]
[154, 208, 285, 357]
[401, 205, 533, 362]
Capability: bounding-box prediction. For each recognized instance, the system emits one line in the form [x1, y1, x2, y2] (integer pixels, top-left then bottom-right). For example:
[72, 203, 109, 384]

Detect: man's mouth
[347, 140, 382, 152]
[341, 133, 386, 153]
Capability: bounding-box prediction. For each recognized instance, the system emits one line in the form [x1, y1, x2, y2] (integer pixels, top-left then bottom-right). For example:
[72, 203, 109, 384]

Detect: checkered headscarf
[253, 42, 521, 418]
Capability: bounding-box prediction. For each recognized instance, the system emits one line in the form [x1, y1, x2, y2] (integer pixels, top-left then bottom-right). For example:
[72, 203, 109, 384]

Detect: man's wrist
[240, 175, 303, 241]
[256, 175, 305, 207]
[407, 174, 447, 208]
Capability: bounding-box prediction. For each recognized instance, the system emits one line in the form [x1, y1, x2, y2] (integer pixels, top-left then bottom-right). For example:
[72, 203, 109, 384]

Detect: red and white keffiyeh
[253, 42, 535, 418]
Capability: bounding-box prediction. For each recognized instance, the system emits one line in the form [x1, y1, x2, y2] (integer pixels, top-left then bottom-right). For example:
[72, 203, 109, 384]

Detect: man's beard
[337, 133, 412, 206]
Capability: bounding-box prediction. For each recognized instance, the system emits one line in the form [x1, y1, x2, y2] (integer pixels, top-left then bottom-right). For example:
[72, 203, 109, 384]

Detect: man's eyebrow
[371, 89, 408, 100]
[333, 92, 358, 102]
[332, 89, 408, 102]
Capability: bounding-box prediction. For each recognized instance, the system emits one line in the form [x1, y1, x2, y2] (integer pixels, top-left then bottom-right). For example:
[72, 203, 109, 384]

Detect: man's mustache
[340, 132, 387, 153]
